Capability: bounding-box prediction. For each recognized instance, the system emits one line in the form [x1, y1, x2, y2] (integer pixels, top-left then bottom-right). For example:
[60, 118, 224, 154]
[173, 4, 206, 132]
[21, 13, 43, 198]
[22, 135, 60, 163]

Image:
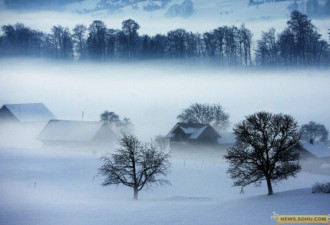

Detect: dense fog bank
[1, 59, 329, 141]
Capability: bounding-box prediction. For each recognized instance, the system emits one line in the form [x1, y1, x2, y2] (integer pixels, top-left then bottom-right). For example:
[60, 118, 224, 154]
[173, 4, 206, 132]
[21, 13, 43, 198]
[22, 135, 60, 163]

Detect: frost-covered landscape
[0, 146, 329, 225]
[1, 0, 330, 224]
[1, 61, 330, 225]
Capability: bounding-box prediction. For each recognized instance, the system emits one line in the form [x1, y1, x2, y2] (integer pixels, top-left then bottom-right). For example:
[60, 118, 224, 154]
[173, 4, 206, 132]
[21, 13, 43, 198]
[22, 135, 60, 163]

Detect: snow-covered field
[0, 60, 330, 224]
[0, 145, 329, 225]
[0, 0, 329, 39]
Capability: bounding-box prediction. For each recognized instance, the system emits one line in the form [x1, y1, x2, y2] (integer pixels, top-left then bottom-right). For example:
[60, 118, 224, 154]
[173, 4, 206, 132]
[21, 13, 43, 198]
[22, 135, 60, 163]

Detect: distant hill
[3, 0, 329, 19]
[3, 0, 78, 10]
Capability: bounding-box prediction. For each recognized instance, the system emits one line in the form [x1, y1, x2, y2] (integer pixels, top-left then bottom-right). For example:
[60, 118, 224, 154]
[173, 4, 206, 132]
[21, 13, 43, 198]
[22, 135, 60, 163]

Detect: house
[300, 142, 330, 162]
[0, 103, 55, 123]
[166, 122, 221, 149]
[37, 120, 116, 148]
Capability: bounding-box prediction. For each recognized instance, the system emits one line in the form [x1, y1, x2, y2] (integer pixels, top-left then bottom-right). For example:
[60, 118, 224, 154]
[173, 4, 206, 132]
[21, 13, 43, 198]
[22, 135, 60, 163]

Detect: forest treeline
[0, 10, 329, 67]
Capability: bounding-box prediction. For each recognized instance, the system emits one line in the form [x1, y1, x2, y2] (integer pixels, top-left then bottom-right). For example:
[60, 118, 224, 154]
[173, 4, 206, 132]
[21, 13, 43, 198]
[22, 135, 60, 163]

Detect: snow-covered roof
[166, 123, 220, 140]
[180, 126, 208, 139]
[38, 120, 110, 142]
[2, 103, 55, 122]
[301, 142, 330, 158]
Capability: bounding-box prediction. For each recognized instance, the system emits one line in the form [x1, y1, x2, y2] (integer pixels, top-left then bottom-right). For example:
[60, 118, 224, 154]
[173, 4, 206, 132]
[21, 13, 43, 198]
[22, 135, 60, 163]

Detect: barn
[300, 142, 330, 162]
[38, 120, 116, 148]
[166, 122, 221, 149]
[0, 103, 55, 123]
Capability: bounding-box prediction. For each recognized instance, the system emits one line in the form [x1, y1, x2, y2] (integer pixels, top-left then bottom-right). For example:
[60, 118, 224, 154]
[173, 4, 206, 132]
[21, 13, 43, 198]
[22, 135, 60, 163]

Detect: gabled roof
[1, 103, 55, 122]
[301, 142, 330, 158]
[38, 120, 114, 142]
[166, 122, 220, 140]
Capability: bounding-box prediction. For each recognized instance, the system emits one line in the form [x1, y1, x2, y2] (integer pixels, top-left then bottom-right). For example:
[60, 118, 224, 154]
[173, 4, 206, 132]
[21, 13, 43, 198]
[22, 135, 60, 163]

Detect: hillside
[65, 0, 329, 21]
[0, 146, 329, 225]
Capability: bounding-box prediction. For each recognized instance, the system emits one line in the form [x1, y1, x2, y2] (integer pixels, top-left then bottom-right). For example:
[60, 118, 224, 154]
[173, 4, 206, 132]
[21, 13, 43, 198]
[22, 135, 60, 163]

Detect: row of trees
[256, 11, 329, 66]
[1, 11, 329, 66]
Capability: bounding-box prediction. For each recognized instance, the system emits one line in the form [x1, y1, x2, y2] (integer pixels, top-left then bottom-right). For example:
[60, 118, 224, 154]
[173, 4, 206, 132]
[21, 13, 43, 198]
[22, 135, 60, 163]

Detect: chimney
[310, 139, 314, 145]
[82, 111, 84, 121]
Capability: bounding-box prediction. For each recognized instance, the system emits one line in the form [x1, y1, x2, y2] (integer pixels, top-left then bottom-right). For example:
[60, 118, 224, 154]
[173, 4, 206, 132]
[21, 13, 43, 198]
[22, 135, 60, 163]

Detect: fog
[1, 59, 330, 142]
[1, 2, 330, 224]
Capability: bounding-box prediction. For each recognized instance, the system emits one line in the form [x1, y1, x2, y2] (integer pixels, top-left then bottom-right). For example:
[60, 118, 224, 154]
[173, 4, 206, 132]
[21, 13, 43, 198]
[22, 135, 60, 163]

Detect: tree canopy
[98, 133, 171, 199]
[300, 121, 329, 144]
[177, 103, 229, 131]
[224, 112, 301, 195]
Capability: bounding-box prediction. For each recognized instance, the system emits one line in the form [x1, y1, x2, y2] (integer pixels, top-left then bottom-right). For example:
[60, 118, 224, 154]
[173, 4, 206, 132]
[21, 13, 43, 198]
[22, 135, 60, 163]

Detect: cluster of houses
[0, 103, 329, 162]
[0, 103, 115, 148]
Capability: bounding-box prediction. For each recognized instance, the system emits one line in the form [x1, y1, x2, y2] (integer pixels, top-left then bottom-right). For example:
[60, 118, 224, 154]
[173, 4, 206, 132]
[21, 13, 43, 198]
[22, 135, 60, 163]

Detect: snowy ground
[0, 145, 329, 225]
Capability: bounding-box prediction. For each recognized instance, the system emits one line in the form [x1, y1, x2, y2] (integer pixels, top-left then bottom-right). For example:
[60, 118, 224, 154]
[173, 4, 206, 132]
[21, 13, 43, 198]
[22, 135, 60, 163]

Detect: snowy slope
[66, 0, 297, 21]
[0, 146, 329, 225]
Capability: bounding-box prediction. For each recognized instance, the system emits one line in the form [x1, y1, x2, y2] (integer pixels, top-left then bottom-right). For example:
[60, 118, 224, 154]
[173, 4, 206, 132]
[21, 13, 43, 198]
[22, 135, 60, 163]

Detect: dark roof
[1, 103, 55, 122]
[38, 120, 115, 142]
[166, 122, 221, 140]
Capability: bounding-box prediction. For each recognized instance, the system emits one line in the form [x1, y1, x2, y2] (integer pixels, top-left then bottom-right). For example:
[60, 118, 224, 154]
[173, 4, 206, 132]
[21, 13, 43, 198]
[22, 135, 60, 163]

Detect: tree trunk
[133, 187, 138, 200]
[266, 178, 273, 195]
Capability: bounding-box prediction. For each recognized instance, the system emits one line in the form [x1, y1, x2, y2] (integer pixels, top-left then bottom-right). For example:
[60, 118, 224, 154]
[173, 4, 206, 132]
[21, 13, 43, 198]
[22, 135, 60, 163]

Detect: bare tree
[98, 133, 171, 200]
[100, 111, 120, 126]
[154, 135, 169, 151]
[177, 103, 229, 130]
[300, 121, 328, 144]
[100, 111, 133, 132]
[224, 112, 301, 195]
[72, 24, 87, 60]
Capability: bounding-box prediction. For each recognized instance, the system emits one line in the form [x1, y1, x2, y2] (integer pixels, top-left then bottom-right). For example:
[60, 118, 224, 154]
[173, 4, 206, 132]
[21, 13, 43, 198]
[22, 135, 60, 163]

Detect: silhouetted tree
[224, 112, 301, 195]
[167, 29, 188, 58]
[50, 25, 73, 59]
[256, 28, 278, 66]
[238, 25, 252, 66]
[154, 135, 169, 151]
[100, 111, 133, 132]
[122, 19, 140, 58]
[101, 111, 120, 126]
[106, 28, 119, 59]
[300, 121, 329, 144]
[203, 31, 216, 58]
[87, 20, 107, 60]
[73, 24, 87, 60]
[284, 10, 328, 65]
[98, 133, 171, 200]
[177, 103, 229, 130]
[149, 34, 167, 58]
[0, 23, 45, 57]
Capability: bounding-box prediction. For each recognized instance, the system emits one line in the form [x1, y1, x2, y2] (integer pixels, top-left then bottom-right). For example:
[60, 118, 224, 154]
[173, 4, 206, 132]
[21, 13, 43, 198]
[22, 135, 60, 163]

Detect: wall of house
[0, 107, 19, 122]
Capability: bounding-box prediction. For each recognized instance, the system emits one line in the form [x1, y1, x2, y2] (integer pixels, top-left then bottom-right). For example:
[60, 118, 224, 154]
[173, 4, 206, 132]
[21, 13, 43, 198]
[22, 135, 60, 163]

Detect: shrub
[312, 182, 330, 193]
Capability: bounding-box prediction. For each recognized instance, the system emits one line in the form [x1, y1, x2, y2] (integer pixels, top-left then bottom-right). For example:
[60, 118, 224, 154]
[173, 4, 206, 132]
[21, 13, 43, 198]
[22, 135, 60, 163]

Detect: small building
[37, 120, 116, 148]
[300, 142, 330, 162]
[166, 122, 221, 149]
[0, 103, 55, 123]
